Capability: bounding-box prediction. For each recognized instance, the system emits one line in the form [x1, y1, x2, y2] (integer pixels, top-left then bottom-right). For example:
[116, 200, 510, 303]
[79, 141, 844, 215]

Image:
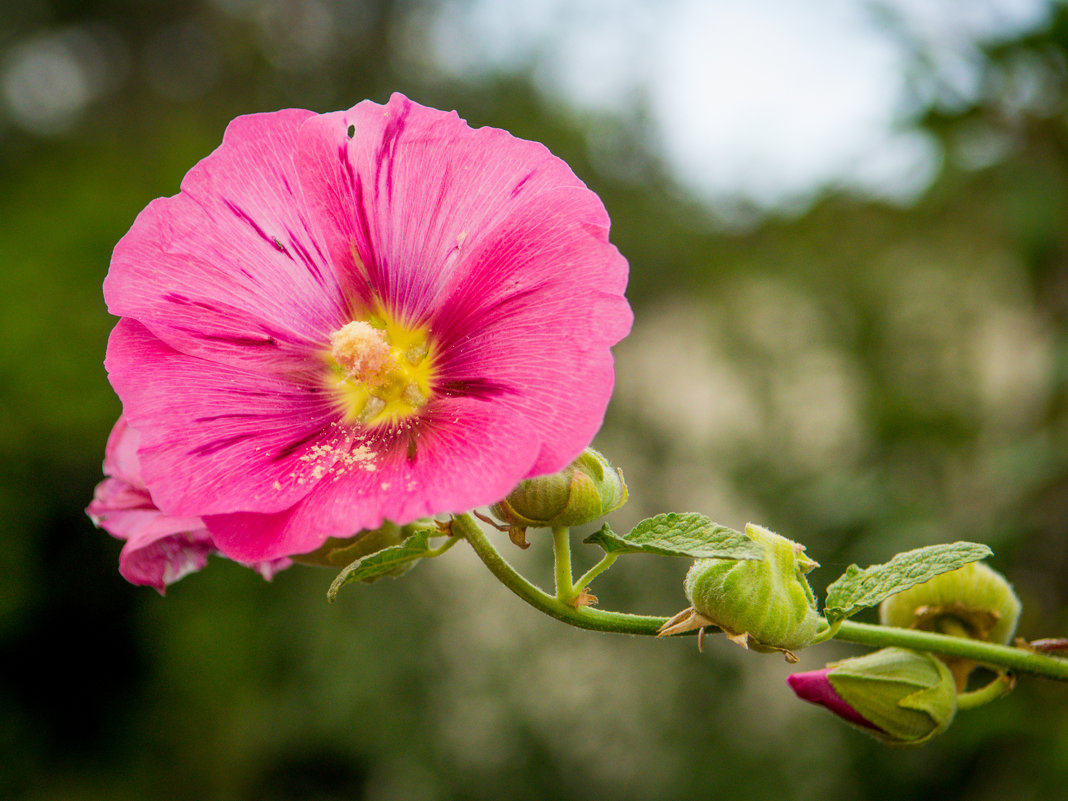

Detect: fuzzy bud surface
[490, 448, 627, 538]
[684, 524, 821, 653]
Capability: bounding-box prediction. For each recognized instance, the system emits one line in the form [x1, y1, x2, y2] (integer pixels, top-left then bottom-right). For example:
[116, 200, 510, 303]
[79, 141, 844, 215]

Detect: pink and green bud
[788, 647, 957, 747]
[683, 524, 822, 654]
[879, 561, 1022, 645]
[489, 448, 627, 546]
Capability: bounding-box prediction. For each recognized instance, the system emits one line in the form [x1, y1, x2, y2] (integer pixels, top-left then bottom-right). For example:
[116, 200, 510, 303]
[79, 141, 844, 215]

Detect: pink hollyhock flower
[88, 417, 291, 592]
[102, 93, 631, 565]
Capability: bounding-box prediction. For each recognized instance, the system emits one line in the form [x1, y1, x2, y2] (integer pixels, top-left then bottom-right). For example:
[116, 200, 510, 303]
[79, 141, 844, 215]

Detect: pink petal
[292, 96, 623, 326]
[294, 93, 617, 323]
[251, 557, 293, 581]
[428, 194, 631, 474]
[101, 415, 143, 485]
[104, 108, 346, 372]
[787, 669, 881, 731]
[118, 522, 217, 593]
[89, 434, 216, 592]
[90, 416, 293, 591]
[295, 93, 631, 476]
[204, 394, 541, 561]
[106, 319, 338, 518]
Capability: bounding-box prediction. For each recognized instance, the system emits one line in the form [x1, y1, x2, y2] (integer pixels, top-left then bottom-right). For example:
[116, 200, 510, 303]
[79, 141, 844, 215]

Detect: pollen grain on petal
[295, 440, 379, 485]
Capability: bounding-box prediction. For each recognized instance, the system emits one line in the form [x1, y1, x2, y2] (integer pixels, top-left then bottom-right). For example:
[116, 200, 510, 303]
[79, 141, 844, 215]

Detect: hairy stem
[552, 526, 575, 603]
[956, 673, 1015, 711]
[455, 514, 1068, 681]
[454, 513, 666, 635]
[425, 535, 460, 559]
[831, 621, 1068, 681]
[572, 553, 618, 596]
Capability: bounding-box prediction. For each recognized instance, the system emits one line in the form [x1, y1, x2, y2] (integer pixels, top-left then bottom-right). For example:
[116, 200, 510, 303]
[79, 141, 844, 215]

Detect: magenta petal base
[787, 669, 880, 731]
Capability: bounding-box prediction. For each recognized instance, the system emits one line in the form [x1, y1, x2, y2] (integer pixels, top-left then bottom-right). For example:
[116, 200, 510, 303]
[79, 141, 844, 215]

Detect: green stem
[572, 553, 618, 596]
[424, 536, 460, 559]
[833, 621, 1068, 682]
[454, 514, 1068, 681]
[957, 673, 1014, 711]
[552, 526, 575, 602]
[809, 618, 842, 645]
[454, 513, 667, 635]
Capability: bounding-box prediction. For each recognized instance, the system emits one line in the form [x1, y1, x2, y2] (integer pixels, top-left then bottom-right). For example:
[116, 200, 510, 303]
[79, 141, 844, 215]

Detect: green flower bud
[661, 524, 822, 659]
[789, 648, 957, 748]
[291, 521, 410, 567]
[488, 448, 627, 547]
[879, 561, 1022, 645]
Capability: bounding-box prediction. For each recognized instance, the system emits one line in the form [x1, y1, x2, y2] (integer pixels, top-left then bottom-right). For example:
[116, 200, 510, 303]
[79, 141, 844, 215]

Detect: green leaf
[823, 541, 993, 624]
[582, 513, 764, 560]
[327, 529, 434, 601]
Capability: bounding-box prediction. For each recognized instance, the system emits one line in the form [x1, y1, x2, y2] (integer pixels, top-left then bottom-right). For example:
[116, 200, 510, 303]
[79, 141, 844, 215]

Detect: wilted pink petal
[88, 417, 291, 592]
[116, 517, 216, 592]
[102, 93, 631, 563]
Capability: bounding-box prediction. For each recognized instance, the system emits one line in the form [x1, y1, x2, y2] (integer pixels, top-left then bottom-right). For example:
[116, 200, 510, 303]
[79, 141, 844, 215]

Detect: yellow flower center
[327, 312, 434, 426]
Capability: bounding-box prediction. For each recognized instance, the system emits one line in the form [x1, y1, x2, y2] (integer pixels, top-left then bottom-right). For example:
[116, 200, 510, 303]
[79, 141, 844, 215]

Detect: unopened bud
[661, 524, 822, 659]
[788, 648, 957, 747]
[878, 561, 1022, 645]
[489, 448, 627, 547]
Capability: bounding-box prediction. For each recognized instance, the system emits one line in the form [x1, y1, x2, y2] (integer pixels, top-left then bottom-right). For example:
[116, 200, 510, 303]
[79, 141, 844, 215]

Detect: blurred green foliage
[2, 1, 1068, 800]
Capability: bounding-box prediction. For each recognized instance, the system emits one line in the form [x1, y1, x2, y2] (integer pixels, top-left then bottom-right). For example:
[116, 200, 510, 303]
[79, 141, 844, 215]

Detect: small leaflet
[583, 513, 764, 561]
[327, 529, 434, 601]
[822, 541, 993, 624]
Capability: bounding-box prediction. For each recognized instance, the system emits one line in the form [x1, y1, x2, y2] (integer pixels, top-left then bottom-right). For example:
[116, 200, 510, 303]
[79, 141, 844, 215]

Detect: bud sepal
[879, 561, 1023, 688]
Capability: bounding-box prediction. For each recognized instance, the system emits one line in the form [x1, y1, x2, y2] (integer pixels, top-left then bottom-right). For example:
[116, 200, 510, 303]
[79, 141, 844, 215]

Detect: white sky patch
[646, 1, 919, 208]
[430, 0, 1053, 212]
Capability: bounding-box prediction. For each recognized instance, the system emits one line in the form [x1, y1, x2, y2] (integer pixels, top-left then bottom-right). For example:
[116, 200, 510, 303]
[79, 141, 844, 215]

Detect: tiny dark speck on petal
[347, 124, 356, 139]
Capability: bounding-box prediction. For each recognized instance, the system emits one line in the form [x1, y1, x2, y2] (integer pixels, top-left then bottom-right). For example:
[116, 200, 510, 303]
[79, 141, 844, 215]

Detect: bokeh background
[3, 0, 1068, 799]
